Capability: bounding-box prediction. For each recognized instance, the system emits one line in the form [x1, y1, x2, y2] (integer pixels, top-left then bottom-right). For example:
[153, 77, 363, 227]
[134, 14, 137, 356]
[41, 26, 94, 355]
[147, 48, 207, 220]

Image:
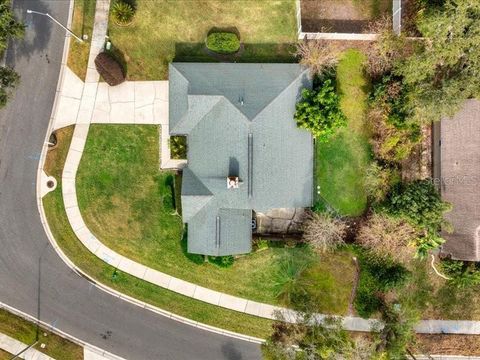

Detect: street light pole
[26, 9, 84, 43]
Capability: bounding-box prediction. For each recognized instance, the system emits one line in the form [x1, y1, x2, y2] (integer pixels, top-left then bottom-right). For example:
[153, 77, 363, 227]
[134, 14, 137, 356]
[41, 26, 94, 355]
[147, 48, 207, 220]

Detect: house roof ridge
[252, 67, 309, 122]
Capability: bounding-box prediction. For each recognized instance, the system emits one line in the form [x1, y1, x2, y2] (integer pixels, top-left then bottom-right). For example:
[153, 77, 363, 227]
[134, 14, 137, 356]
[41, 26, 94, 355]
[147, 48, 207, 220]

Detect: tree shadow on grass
[174, 42, 296, 64]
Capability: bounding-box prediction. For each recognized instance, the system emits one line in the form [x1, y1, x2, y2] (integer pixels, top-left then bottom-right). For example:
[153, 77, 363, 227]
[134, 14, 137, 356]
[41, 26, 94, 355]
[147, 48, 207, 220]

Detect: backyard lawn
[315, 49, 371, 216]
[68, 0, 96, 80]
[73, 125, 355, 312]
[107, 0, 298, 80]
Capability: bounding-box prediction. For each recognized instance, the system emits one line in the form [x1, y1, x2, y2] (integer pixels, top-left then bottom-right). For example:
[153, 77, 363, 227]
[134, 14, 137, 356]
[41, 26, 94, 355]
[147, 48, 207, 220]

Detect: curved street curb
[34, 0, 265, 348]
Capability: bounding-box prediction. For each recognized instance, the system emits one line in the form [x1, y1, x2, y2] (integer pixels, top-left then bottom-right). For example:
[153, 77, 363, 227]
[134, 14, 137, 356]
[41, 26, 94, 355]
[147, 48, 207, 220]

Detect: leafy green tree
[395, 0, 480, 124]
[0, 0, 24, 108]
[295, 76, 346, 142]
[0, 65, 18, 107]
[0, 0, 24, 53]
[384, 180, 452, 258]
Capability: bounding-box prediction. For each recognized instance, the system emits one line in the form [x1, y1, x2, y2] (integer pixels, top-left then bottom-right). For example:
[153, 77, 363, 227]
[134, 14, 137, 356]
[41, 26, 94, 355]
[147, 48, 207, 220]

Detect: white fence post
[393, 0, 402, 35]
[296, 0, 302, 38]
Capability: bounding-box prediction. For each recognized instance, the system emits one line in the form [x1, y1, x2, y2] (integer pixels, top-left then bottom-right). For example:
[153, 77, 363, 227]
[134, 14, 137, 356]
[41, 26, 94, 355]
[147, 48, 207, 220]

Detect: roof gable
[170, 63, 308, 120]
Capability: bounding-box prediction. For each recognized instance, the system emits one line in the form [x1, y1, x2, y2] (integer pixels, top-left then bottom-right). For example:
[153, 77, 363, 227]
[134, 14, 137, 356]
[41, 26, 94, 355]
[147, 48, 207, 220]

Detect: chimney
[227, 176, 239, 189]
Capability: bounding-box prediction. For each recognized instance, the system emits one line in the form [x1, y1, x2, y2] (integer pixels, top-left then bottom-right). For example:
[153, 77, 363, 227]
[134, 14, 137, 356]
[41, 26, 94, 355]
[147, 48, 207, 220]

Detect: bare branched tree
[303, 212, 347, 254]
[357, 213, 417, 264]
[294, 38, 339, 75]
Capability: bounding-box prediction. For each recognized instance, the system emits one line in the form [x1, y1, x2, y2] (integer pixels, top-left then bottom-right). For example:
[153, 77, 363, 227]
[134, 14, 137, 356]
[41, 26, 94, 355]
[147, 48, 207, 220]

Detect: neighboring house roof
[169, 63, 313, 256]
[439, 99, 480, 262]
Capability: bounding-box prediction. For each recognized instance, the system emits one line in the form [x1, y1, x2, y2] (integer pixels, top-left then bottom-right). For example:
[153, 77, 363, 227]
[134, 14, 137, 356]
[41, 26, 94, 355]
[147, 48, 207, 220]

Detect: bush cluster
[441, 259, 480, 288]
[169, 136, 187, 160]
[206, 32, 240, 54]
[208, 255, 235, 268]
[383, 179, 451, 258]
[355, 251, 410, 317]
[368, 77, 421, 164]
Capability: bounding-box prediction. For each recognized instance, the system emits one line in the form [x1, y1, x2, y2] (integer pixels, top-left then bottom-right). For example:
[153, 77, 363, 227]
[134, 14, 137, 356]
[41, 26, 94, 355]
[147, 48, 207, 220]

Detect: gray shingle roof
[439, 99, 480, 261]
[169, 63, 313, 256]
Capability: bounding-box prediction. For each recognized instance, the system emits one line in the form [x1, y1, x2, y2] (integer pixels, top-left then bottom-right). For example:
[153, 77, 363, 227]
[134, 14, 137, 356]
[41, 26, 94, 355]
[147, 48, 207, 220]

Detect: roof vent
[239, 97, 244, 106]
[227, 176, 239, 189]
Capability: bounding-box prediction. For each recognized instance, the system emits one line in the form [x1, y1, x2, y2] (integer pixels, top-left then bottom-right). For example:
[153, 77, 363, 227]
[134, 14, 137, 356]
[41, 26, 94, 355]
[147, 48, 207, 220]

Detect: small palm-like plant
[112, 1, 135, 26]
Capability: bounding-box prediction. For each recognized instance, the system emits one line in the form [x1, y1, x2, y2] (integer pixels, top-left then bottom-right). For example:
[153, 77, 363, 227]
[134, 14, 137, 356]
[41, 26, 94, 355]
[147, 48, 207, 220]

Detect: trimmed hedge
[94, 52, 125, 86]
[206, 32, 240, 54]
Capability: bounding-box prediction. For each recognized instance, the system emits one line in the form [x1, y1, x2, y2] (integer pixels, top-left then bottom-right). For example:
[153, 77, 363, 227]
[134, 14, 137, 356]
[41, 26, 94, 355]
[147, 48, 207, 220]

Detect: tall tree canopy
[396, 0, 480, 124]
[0, 0, 24, 108]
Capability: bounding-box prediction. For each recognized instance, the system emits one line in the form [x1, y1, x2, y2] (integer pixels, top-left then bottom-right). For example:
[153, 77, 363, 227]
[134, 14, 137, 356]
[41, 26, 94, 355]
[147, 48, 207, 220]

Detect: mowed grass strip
[108, 0, 297, 80]
[0, 308, 83, 360]
[74, 125, 354, 312]
[67, 0, 96, 80]
[315, 49, 371, 216]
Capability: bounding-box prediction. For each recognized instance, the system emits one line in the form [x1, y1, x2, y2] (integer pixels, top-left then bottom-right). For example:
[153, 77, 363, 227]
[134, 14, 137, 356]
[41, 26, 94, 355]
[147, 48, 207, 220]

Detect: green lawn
[107, 0, 297, 80]
[0, 308, 83, 360]
[68, 0, 96, 80]
[74, 125, 354, 311]
[315, 49, 371, 216]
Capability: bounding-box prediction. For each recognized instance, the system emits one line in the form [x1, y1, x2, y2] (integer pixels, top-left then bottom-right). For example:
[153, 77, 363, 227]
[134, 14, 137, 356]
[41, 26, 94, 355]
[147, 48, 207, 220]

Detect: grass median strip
[68, 0, 96, 80]
[0, 308, 83, 360]
[43, 126, 273, 339]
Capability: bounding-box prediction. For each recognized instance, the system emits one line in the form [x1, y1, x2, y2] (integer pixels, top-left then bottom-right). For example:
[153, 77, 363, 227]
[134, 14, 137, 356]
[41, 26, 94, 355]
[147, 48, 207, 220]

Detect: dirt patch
[351, 332, 480, 356]
[414, 334, 480, 356]
[301, 0, 391, 33]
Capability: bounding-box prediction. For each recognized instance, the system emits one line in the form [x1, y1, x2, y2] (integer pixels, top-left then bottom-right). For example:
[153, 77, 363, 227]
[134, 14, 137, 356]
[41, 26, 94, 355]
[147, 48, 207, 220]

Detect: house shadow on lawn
[180, 227, 204, 265]
[174, 42, 297, 64]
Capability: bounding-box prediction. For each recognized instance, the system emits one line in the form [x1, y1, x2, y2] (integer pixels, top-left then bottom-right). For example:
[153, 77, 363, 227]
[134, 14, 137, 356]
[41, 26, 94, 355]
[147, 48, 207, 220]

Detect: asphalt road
[0, 1, 261, 359]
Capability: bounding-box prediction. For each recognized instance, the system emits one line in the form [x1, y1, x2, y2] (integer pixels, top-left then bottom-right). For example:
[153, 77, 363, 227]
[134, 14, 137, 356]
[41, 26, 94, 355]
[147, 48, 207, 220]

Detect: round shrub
[112, 1, 135, 26]
[206, 32, 240, 54]
[94, 52, 125, 86]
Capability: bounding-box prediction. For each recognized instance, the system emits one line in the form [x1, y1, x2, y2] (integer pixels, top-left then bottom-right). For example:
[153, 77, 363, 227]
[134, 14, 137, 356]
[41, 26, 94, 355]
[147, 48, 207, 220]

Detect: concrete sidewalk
[0, 333, 54, 360]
